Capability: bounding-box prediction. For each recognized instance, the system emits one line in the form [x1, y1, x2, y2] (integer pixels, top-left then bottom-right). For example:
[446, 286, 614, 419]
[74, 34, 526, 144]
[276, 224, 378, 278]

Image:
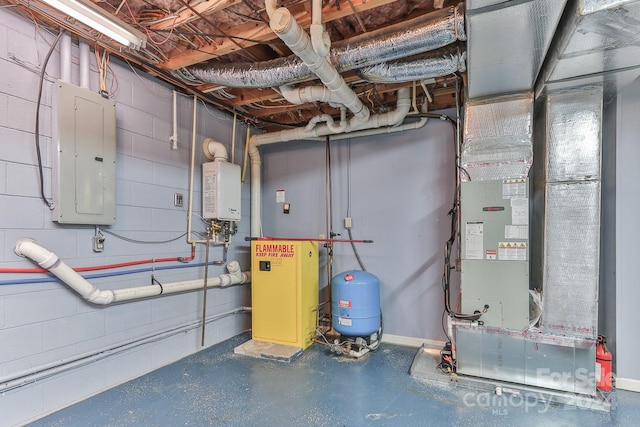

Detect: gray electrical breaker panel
[460, 179, 530, 330]
[52, 81, 116, 225]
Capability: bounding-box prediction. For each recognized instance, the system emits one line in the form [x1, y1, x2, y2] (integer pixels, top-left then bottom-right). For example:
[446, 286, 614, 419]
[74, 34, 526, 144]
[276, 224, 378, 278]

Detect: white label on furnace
[505, 225, 528, 239]
[338, 317, 352, 327]
[511, 198, 529, 225]
[465, 222, 484, 260]
[502, 178, 526, 199]
[276, 189, 285, 203]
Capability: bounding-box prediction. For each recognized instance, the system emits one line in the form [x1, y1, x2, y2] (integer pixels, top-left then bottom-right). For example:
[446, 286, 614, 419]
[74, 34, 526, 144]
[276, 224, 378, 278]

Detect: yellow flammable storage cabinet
[251, 240, 318, 349]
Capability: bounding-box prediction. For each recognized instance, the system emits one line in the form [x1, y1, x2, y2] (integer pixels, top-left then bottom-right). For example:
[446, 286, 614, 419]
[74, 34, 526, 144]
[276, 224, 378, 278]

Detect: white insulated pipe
[79, 40, 90, 89]
[311, 0, 330, 57]
[203, 138, 228, 161]
[268, 3, 370, 123]
[15, 239, 250, 305]
[170, 90, 178, 149]
[249, 87, 413, 236]
[280, 84, 344, 105]
[187, 96, 207, 245]
[60, 32, 72, 83]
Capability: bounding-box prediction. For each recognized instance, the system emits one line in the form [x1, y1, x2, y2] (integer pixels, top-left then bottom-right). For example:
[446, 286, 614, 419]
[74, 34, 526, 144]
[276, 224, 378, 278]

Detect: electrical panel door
[53, 81, 116, 225]
[251, 240, 318, 349]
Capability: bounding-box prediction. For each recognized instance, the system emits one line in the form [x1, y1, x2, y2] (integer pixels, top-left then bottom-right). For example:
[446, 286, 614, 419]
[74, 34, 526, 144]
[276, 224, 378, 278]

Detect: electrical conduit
[14, 239, 250, 304]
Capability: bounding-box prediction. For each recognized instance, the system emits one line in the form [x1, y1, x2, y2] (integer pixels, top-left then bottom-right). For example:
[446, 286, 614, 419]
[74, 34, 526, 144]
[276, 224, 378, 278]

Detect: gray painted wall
[616, 76, 640, 382]
[260, 119, 458, 340]
[0, 9, 252, 425]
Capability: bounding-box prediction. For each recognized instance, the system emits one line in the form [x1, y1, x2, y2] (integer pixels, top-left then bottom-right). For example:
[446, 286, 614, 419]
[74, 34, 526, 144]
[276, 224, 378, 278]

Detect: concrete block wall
[260, 118, 458, 340]
[0, 9, 251, 425]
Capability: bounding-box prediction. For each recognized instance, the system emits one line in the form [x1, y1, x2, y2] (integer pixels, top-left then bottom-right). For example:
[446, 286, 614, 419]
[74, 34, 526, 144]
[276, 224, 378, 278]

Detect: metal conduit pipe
[178, 4, 465, 88]
[14, 239, 251, 305]
[249, 87, 412, 236]
[268, 1, 369, 123]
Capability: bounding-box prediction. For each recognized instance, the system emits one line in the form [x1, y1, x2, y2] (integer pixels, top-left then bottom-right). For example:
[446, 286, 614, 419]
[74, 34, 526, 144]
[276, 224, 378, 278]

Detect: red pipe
[250, 236, 373, 243]
[0, 246, 195, 274]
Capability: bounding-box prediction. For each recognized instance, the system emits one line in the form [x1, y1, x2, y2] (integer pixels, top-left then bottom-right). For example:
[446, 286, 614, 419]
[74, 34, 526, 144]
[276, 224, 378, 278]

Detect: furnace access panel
[460, 179, 530, 330]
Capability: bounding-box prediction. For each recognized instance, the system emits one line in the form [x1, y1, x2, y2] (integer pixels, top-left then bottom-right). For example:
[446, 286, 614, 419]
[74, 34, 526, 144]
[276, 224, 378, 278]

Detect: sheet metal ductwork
[539, 0, 640, 96]
[465, 0, 568, 99]
[176, 3, 466, 88]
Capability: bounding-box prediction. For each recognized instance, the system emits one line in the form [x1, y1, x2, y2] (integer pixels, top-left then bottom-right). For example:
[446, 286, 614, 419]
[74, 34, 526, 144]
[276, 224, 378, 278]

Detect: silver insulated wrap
[461, 94, 534, 182]
[539, 85, 603, 340]
[356, 51, 467, 83]
[178, 3, 466, 88]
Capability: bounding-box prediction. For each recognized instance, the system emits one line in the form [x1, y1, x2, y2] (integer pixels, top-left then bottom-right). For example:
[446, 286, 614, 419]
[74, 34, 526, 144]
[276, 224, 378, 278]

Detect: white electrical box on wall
[202, 161, 241, 221]
[52, 81, 117, 225]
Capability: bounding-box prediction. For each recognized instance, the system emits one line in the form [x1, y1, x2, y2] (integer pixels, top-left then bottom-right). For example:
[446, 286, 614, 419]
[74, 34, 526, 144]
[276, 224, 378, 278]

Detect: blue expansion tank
[332, 270, 381, 337]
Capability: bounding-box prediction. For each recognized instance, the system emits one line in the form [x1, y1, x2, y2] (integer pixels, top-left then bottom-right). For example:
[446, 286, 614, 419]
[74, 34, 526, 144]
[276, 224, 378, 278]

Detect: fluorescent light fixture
[40, 0, 146, 49]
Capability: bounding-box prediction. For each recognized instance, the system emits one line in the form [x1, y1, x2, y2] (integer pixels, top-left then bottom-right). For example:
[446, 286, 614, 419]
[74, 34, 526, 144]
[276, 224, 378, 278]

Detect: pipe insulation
[14, 239, 250, 305]
[79, 40, 90, 89]
[60, 32, 71, 83]
[269, 3, 369, 122]
[177, 3, 466, 88]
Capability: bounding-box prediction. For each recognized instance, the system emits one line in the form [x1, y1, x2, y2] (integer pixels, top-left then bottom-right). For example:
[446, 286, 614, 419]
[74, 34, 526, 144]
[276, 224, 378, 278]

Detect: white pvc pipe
[79, 40, 90, 89]
[0, 306, 250, 392]
[203, 138, 228, 161]
[265, 0, 278, 18]
[269, 5, 369, 123]
[249, 87, 414, 236]
[60, 33, 72, 83]
[311, 0, 330, 56]
[187, 96, 207, 244]
[170, 90, 178, 149]
[321, 116, 428, 142]
[15, 239, 250, 305]
[280, 84, 343, 105]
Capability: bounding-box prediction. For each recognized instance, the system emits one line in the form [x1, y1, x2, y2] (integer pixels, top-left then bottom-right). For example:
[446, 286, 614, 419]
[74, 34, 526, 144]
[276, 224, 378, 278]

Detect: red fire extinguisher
[596, 335, 613, 391]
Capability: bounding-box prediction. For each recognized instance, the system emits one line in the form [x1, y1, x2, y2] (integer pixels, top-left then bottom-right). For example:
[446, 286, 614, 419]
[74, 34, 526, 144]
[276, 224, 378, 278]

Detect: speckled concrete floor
[30, 333, 640, 426]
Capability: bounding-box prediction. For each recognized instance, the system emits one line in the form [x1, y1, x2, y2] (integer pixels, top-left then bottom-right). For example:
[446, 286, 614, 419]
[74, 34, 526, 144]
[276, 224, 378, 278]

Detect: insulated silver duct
[177, 3, 465, 88]
[357, 51, 467, 83]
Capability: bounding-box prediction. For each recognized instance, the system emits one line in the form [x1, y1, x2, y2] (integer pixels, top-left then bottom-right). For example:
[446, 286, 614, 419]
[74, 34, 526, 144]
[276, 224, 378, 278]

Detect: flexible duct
[177, 3, 465, 88]
[14, 239, 250, 305]
[249, 87, 413, 236]
[357, 51, 467, 83]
